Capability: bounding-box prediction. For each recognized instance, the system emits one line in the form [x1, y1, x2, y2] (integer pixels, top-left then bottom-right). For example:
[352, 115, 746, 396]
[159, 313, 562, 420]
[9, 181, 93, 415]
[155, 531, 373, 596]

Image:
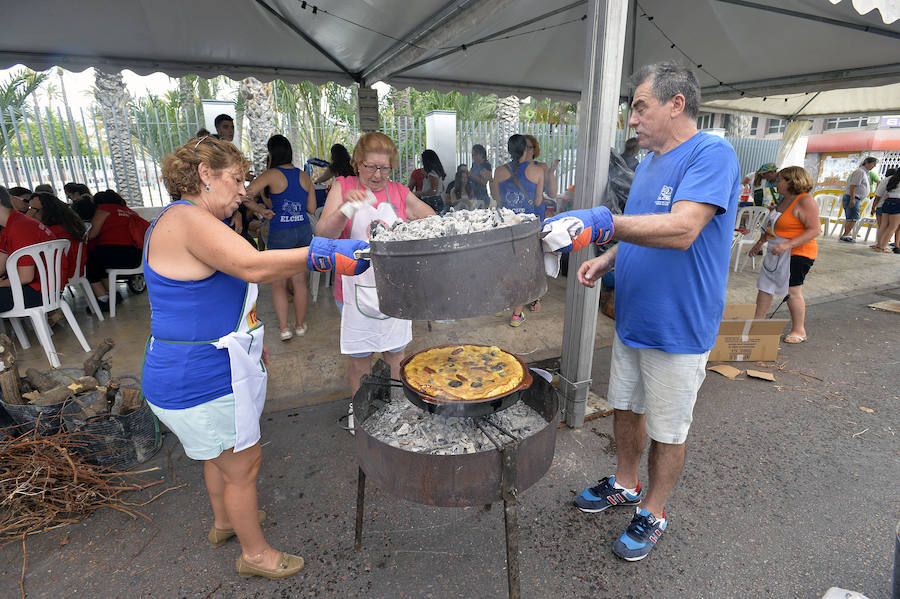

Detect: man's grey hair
[0, 186, 10, 209]
[630, 62, 701, 120]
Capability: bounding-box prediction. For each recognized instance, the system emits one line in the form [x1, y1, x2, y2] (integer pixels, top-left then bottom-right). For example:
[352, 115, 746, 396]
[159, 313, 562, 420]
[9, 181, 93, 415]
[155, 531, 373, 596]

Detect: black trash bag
[605, 149, 634, 216]
[559, 150, 634, 275]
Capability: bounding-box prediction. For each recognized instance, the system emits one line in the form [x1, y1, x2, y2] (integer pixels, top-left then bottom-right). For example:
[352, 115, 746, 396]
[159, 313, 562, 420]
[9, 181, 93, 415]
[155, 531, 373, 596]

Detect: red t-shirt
[96, 205, 140, 246]
[409, 168, 425, 193]
[49, 225, 79, 285]
[0, 210, 57, 291]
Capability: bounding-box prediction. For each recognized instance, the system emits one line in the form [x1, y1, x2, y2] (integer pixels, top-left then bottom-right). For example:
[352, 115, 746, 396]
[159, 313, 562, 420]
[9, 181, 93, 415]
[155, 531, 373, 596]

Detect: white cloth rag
[339, 189, 377, 218]
[540, 217, 584, 278]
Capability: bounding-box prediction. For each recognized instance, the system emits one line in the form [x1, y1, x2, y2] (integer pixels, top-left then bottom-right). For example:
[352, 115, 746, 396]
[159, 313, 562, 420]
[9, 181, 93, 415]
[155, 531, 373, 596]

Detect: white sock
[612, 476, 637, 496]
[97, 295, 109, 302]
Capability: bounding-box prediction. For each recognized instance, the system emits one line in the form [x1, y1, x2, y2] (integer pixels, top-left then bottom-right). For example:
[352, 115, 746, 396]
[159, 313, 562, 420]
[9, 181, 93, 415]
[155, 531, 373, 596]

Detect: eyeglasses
[361, 163, 391, 175]
[194, 135, 210, 150]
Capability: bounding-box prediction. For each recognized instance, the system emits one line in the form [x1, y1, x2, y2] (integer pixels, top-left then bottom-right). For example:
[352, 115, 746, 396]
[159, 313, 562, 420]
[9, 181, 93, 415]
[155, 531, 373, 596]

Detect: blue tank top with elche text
[269, 167, 312, 233]
[141, 200, 247, 409]
[499, 161, 539, 216]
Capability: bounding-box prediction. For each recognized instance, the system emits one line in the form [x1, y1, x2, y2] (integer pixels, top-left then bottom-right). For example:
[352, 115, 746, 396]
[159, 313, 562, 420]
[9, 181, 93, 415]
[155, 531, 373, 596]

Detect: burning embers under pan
[353, 360, 558, 599]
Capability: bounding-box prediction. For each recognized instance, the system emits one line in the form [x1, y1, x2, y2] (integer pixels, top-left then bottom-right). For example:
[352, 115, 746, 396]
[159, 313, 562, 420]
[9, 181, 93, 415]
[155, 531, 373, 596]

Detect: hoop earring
[205, 183, 211, 193]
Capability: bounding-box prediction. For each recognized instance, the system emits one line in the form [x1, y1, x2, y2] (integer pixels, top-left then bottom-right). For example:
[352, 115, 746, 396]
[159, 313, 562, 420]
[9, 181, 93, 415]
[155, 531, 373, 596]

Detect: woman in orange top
[749, 166, 819, 343]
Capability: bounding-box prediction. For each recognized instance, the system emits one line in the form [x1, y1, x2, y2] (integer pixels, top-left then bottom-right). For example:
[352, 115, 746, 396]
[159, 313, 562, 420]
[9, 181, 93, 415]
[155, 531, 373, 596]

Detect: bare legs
[206, 444, 283, 570]
[612, 409, 684, 520]
[291, 270, 308, 331]
[753, 290, 774, 319]
[786, 284, 807, 339]
[271, 279, 291, 334]
[272, 271, 308, 335]
[348, 349, 405, 398]
[874, 213, 900, 251]
[613, 409, 645, 490]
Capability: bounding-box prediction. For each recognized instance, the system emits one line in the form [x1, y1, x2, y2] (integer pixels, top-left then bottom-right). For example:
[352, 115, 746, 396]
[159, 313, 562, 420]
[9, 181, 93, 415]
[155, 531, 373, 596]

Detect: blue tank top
[269, 167, 311, 233]
[141, 201, 248, 409]
[498, 161, 538, 216]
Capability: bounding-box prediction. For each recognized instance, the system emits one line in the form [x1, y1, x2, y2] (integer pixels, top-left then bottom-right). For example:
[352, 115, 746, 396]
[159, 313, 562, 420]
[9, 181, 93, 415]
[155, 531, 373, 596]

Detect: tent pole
[559, 0, 628, 428]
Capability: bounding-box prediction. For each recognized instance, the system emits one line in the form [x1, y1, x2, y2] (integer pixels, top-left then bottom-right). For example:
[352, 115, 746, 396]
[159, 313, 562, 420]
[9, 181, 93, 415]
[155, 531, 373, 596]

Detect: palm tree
[496, 95, 520, 141]
[393, 87, 416, 175]
[726, 114, 752, 138]
[0, 69, 48, 155]
[94, 68, 142, 205]
[240, 77, 277, 176]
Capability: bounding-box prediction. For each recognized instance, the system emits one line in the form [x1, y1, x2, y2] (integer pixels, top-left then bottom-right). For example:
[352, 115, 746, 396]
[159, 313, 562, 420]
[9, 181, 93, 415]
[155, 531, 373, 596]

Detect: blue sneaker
[573, 475, 642, 513]
[612, 507, 667, 561]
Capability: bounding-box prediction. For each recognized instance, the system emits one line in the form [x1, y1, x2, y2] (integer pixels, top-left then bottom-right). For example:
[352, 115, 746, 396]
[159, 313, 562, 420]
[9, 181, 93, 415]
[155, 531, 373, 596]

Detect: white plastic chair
[0, 239, 91, 368]
[853, 197, 877, 241]
[107, 264, 143, 317]
[733, 206, 767, 272]
[65, 225, 105, 321]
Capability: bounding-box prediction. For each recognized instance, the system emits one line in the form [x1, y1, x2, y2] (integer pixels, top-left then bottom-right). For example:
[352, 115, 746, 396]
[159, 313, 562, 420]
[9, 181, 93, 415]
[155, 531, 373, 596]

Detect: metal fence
[0, 99, 787, 206]
[0, 102, 205, 206]
[727, 136, 780, 178]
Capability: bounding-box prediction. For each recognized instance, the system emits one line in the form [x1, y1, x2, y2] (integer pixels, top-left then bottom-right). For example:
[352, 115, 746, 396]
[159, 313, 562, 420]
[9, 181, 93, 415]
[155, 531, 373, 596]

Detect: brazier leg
[354, 467, 366, 550]
[503, 498, 521, 599]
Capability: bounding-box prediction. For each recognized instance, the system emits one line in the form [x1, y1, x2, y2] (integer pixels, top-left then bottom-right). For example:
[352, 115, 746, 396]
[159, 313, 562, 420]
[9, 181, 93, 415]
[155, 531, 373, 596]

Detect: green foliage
[519, 97, 577, 125]
[131, 93, 204, 160]
[273, 80, 359, 163]
[0, 69, 49, 155]
[5, 109, 95, 157]
[381, 87, 498, 122]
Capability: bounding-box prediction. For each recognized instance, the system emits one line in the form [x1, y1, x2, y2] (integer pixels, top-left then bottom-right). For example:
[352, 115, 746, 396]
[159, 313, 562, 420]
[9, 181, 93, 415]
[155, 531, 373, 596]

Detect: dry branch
[0, 427, 173, 542]
[0, 370, 24, 405]
[24, 368, 58, 393]
[83, 338, 115, 378]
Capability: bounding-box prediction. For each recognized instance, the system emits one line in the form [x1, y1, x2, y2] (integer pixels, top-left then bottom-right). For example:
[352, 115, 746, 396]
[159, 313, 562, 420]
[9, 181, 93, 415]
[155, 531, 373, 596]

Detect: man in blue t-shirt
[560, 62, 739, 561]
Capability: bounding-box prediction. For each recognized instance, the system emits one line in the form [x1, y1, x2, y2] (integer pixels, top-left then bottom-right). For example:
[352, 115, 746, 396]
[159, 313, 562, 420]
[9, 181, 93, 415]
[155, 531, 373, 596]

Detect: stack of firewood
[0, 335, 143, 420]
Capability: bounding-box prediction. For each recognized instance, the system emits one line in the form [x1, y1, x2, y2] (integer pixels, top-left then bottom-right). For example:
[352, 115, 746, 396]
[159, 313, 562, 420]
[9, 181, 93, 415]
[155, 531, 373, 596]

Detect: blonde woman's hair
[351, 132, 399, 173]
[777, 166, 813, 195]
[523, 134, 541, 159]
[161, 136, 249, 200]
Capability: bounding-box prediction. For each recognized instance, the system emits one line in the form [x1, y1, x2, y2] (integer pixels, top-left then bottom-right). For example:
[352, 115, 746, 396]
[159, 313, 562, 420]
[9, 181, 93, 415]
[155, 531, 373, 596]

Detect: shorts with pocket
[267, 224, 313, 250]
[607, 333, 709, 444]
[841, 194, 861, 221]
[148, 393, 241, 460]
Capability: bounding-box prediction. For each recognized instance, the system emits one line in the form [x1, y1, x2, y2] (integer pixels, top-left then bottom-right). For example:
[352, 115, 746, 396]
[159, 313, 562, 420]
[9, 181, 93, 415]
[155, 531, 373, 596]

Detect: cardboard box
[708, 304, 788, 362]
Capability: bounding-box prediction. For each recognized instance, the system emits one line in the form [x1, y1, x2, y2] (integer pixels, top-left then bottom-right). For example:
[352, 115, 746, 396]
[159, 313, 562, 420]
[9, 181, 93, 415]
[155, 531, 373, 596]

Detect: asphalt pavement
[1, 288, 897, 599]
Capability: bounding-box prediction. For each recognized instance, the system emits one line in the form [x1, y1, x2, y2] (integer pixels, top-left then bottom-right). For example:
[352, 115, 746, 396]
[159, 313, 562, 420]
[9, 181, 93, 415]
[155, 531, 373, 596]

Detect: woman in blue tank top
[245, 135, 316, 341]
[145, 135, 368, 580]
[490, 134, 545, 327]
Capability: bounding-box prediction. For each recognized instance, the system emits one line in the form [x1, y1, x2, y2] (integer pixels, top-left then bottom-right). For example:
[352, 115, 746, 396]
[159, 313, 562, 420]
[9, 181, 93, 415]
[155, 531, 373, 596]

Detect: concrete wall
[424, 110, 457, 188]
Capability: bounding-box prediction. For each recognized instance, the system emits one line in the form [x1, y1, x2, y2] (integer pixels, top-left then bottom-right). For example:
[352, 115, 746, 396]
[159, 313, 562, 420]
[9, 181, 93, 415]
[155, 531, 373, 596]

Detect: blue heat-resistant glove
[541, 206, 614, 254]
[307, 237, 371, 276]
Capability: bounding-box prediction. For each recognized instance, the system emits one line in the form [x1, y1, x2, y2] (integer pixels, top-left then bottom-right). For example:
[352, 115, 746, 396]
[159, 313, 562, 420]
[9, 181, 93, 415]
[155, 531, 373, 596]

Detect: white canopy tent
[2, 0, 899, 117]
[3, 0, 898, 425]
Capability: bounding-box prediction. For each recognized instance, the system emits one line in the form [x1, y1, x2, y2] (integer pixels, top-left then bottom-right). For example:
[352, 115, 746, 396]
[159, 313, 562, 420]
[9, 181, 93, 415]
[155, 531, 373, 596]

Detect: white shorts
[148, 393, 240, 460]
[607, 333, 709, 444]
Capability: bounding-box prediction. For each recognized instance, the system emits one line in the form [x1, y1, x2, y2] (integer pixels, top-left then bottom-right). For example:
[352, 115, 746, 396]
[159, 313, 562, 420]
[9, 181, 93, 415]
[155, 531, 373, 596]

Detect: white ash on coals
[362, 387, 548, 455]
[371, 208, 537, 242]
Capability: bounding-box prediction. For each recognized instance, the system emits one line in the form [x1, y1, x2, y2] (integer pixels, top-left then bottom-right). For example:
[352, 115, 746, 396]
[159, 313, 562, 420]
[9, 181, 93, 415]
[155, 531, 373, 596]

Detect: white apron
[756, 210, 791, 297]
[340, 184, 412, 355]
[211, 283, 267, 452]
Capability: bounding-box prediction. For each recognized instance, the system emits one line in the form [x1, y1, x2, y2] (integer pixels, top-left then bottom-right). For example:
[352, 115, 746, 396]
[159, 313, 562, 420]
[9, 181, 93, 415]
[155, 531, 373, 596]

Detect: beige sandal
[208, 509, 267, 547]
[236, 551, 305, 579]
[783, 334, 807, 344]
